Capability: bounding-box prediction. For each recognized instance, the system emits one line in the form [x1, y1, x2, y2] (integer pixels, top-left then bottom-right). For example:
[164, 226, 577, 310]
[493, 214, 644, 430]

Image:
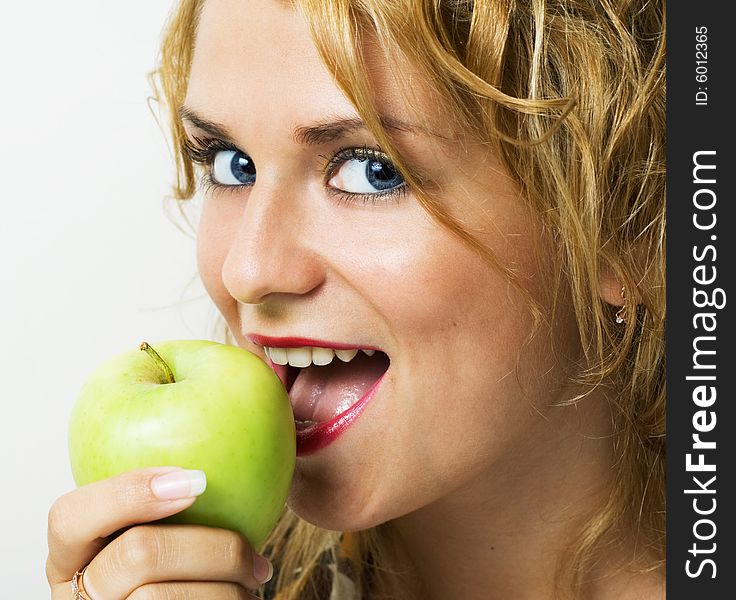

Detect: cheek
[372, 227, 576, 477]
[196, 198, 240, 325]
[362, 220, 533, 365]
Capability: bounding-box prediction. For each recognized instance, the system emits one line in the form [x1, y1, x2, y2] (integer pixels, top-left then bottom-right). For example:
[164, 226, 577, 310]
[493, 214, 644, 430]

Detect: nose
[221, 180, 325, 305]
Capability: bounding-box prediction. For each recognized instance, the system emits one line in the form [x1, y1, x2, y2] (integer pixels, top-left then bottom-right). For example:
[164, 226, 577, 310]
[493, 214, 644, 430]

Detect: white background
[0, 2, 217, 593]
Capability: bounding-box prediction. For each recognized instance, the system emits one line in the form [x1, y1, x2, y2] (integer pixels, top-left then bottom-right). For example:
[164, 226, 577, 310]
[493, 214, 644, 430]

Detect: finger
[81, 524, 272, 599]
[127, 582, 258, 600]
[47, 467, 205, 583]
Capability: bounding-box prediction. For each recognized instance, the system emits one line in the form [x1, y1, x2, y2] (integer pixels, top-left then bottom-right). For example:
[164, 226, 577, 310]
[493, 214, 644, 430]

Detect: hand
[46, 467, 273, 599]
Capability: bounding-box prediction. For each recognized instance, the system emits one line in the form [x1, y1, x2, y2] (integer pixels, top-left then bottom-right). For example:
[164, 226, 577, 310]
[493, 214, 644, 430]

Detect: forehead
[186, 0, 446, 139]
[187, 0, 344, 119]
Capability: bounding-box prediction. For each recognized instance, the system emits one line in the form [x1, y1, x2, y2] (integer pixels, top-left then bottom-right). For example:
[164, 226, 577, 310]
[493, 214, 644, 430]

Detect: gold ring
[71, 567, 94, 600]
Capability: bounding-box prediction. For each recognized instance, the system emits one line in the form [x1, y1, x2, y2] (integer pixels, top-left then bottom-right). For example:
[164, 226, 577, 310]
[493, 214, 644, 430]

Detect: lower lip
[276, 369, 386, 457]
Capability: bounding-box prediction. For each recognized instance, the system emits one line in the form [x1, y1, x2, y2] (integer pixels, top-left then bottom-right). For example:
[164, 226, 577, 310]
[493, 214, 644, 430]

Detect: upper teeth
[264, 346, 376, 367]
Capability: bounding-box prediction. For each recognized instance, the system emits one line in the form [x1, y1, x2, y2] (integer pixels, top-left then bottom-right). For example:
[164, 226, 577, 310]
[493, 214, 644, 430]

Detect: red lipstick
[246, 333, 370, 351]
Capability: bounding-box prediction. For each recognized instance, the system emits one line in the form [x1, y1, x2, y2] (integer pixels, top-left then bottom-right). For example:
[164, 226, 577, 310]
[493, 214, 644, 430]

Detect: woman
[47, 0, 666, 598]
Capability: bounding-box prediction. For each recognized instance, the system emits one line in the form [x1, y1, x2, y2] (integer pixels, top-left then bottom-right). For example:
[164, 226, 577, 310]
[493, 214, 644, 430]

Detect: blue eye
[212, 150, 256, 185]
[328, 154, 405, 195]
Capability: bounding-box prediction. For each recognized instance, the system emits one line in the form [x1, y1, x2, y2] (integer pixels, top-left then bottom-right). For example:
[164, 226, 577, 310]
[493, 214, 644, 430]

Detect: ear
[598, 267, 626, 307]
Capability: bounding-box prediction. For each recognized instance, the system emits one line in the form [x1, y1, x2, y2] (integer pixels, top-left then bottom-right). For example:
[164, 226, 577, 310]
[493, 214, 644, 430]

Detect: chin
[286, 467, 393, 532]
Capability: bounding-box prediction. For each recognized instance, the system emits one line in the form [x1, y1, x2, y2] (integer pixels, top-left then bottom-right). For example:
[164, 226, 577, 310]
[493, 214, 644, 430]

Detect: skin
[46, 1, 663, 598]
[191, 0, 583, 530]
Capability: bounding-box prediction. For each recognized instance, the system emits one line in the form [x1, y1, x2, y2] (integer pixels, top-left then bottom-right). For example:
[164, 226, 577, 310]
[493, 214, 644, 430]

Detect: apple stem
[139, 342, 176, 384]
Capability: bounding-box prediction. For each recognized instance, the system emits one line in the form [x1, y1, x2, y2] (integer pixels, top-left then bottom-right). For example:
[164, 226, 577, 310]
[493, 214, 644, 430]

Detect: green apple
[68, 340, 295, 549]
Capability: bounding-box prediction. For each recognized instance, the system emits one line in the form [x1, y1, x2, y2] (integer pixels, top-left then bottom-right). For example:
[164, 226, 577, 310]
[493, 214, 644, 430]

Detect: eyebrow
[178, 105, 424, 147]
[293, 115, 420, 145]
[179, 106, 236, 143]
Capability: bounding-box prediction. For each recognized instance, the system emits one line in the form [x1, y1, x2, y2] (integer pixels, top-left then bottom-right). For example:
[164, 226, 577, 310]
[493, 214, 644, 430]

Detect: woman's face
[185, 0, 582, 530]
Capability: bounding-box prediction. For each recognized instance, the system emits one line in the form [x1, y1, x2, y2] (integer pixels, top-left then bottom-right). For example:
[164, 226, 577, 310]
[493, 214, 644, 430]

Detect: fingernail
[253, 554, 273, 584]
[151, 469, 207, 500]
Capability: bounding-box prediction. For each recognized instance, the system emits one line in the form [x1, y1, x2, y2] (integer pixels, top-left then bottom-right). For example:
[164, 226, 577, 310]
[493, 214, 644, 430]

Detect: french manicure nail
[151, 469, 207, 500]
[254, 554, 273, 584]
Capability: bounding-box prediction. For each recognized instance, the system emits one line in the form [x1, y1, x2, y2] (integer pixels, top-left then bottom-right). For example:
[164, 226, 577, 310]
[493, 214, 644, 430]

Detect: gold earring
[615, 286, 626, 324]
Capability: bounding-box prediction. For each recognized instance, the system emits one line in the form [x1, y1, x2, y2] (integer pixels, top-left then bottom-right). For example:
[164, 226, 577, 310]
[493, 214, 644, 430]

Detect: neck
[386, 387, 642, 600]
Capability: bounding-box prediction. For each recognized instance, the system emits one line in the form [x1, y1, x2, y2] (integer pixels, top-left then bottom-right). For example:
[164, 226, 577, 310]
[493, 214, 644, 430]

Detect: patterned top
[264, 534, 361, 600]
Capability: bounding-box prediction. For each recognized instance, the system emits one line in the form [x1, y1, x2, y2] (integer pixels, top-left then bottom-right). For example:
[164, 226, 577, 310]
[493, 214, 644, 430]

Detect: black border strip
[666, 2, 735, 597]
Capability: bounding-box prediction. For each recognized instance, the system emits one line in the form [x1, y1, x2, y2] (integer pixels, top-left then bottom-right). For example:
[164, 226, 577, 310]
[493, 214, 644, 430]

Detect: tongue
[289, 351, 389, 424]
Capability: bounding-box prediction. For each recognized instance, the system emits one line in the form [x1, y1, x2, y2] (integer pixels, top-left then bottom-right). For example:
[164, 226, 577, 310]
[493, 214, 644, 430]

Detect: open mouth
[246, 335, 391, 454]
[262, 346, 390, 431]
[277, 348, 391, 429]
